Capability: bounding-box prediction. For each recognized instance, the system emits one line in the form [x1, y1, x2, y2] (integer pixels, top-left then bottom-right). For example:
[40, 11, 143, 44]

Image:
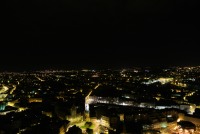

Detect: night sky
[3, 0, 200, 71]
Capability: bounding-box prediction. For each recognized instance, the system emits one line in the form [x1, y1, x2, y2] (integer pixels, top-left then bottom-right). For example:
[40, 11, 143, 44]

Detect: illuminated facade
[85, 95, 140, 112]
[0, 102, 6, 111]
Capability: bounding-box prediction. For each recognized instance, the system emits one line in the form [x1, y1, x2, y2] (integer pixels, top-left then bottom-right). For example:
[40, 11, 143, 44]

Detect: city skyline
[2, 0, 200, 133]
[0, 66, 200, 133]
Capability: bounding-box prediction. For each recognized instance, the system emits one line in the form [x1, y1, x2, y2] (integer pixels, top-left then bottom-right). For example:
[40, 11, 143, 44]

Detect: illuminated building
[100, 116, 110, 128]
[180, 104, 196, 115]
[0, 102, 6, 111]
[142, 77, 173, 85]
[85, 85, 140, 113]
[28, 98, 42, 103]
[66, 105, 83, 123]
[0, 94, 8, 101]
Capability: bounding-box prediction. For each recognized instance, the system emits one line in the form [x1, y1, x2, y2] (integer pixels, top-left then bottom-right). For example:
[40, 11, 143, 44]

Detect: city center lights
[0, 67, 200, 133]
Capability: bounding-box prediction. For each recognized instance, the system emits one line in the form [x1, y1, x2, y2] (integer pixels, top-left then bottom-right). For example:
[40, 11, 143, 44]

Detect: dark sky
[3, 0, 200, 71]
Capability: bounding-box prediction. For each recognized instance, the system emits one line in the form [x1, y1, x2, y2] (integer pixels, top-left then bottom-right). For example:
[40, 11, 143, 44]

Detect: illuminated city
[3, 0, 200, 133]
[0, 67, 200, 133]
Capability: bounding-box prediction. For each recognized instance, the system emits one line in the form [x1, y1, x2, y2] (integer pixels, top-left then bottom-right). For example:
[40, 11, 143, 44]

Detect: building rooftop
[91, 85, 121, 98]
